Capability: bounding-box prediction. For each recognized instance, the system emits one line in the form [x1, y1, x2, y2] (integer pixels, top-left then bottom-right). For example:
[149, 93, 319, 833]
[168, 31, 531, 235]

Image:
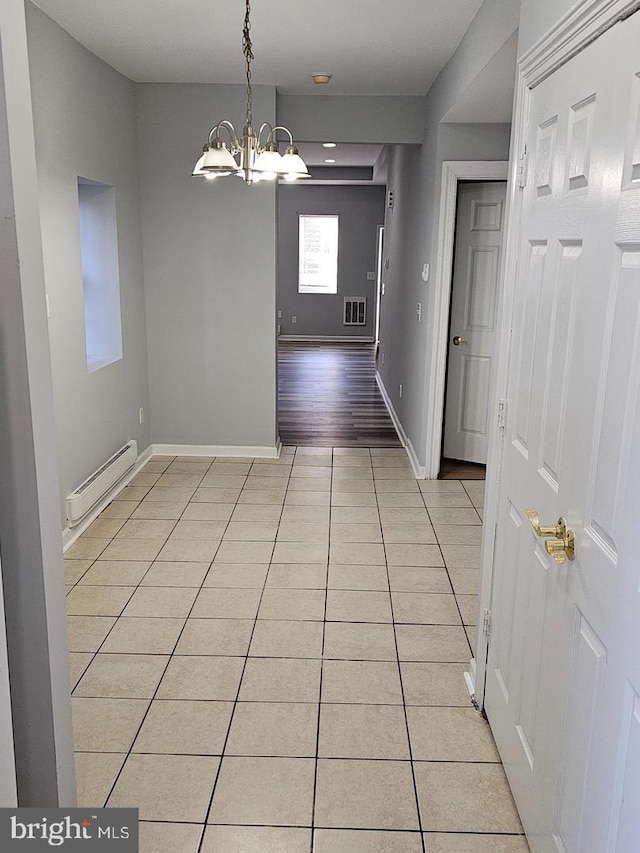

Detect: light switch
[421, 263, 430, 282]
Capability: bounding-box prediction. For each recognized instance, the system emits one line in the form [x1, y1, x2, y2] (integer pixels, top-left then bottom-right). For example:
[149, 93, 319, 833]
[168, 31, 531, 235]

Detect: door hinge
[517, 150, 528, 189]
[482, 608, 492, 637]
[497, 398, 507, 437]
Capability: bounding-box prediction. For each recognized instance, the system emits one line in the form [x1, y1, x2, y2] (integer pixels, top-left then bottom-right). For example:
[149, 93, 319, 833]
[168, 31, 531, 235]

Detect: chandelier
[192, 0, 309, 186]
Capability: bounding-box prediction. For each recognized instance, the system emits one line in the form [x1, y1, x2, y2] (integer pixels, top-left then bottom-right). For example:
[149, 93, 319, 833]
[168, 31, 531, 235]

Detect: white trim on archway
[423, 160, 509, 481]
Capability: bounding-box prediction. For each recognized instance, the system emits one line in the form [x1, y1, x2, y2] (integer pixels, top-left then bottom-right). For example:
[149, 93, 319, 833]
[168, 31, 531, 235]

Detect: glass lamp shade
[280, 146, 309, 176]
[200, 143, 238, 172]
[193, 153, 233, 180]
[192, 151, 208, 176]
[253, 148, 285, 174]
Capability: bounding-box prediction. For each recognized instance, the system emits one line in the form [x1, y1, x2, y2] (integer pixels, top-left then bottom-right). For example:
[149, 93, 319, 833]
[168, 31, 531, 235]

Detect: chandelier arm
[257, 122, 275, 149]
[208, 120, 240, 151]
[270, 125, 295, 145]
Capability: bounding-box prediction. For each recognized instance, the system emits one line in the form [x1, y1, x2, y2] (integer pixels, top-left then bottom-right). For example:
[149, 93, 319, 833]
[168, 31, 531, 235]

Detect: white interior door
[443, 181, 506, 464]
[485, 13, 640, 853]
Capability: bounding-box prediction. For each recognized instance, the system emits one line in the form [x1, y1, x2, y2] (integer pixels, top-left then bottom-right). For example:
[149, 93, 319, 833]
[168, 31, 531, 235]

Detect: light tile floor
[65, 447, 529, 853]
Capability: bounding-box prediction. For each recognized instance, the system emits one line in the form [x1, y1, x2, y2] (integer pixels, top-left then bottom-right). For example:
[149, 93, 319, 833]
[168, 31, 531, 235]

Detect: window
[77, 178, 123, 372]
[298, 214, 339, 294]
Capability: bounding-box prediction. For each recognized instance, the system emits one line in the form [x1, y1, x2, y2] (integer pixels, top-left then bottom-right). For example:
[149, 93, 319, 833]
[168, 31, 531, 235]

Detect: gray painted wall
[0, 0, 74, 805]
[277, 95, 425, 144]
[277, 184, 385, 338]
[26, 4, 151, 521]
[136, 84, 278, 449]
[519, 0, 575, 55]
[376, 0, 519, 465]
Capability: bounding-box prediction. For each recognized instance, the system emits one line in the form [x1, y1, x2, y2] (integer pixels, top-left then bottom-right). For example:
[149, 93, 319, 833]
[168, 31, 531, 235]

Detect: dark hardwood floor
[277, 341, 402, 447]
[439, 457, 487, 480]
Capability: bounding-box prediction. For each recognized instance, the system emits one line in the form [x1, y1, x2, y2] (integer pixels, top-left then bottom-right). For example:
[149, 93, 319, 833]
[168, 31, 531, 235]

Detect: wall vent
[343, 297, 367, 326]
[66, 440, 137, 526]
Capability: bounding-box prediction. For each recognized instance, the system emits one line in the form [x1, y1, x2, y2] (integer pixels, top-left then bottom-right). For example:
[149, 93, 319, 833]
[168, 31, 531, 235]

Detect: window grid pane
[298, 215, 339, 294]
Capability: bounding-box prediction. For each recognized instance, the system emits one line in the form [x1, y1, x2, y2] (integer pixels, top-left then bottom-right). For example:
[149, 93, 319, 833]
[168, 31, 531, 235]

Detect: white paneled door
[443, 181, 506, 464]
[485, 12, 640, 853]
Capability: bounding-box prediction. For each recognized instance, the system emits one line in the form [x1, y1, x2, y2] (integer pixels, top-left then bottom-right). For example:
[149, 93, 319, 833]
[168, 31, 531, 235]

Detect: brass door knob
[452, 335, 467, 346]
[526, 510, 575, 563]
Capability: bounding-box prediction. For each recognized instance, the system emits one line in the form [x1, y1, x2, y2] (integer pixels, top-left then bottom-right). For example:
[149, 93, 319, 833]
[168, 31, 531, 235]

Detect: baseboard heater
[66, 440, 137, 526]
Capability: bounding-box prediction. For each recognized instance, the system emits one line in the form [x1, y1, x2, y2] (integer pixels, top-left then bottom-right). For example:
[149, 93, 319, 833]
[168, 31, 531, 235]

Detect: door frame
[0, 551, 17, 806]
[374, 224, 385, 346]
[473, 0, 640, 711]
[441, 178, 508, 467]
[424, 160, 508, 480]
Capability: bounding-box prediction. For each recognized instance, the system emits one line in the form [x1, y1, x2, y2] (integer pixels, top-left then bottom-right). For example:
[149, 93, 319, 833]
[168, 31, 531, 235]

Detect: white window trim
[298, 214, 339, 295]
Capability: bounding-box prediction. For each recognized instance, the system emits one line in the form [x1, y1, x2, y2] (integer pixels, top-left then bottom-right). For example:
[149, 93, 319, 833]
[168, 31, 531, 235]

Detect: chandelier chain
[242, 0, 254, 128]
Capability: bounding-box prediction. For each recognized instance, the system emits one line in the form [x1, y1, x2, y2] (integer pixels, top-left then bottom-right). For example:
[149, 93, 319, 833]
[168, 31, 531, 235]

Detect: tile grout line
[197, 451, 292, 850]
[125, 819, 525, 835]
[64, 460, 176, 689]
[69, 451, 260, 787]
[68, 455, 192, 697]
[97, 455, 234, 811]
[460, 479, 485, 524]
[308, 446, 333, 852]
[69, 451, 505, 846]
[374, 471, 428, 853]
[71, 455, 218, 632]
[423, 487, 476, 660]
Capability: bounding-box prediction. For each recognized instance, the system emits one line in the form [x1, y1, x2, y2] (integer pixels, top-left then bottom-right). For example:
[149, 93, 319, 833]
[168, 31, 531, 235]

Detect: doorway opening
[275, 142, 397, 446]
[423, 161, 509, 480]
[439, 179, 507, 479]
[277, 341, 402, 446]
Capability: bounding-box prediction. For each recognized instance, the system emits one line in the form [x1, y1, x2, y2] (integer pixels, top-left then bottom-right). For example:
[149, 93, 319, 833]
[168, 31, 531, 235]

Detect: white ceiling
[31, 0, 484, 95]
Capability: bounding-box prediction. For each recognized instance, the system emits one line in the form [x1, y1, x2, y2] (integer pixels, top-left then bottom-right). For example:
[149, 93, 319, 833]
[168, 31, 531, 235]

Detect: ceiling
[31, 0, 484, 95]
[294, 143, 383, 167]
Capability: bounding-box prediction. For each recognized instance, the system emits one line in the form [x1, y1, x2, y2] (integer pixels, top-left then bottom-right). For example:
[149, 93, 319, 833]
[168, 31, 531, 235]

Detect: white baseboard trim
[151, 443, 281, 459]
[375, 373, 427, 479]
[463, 659, 476, 702]
[278, 335, 374, 343]
[464, 665, 476, 702]
[62, 444, 154, 551]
